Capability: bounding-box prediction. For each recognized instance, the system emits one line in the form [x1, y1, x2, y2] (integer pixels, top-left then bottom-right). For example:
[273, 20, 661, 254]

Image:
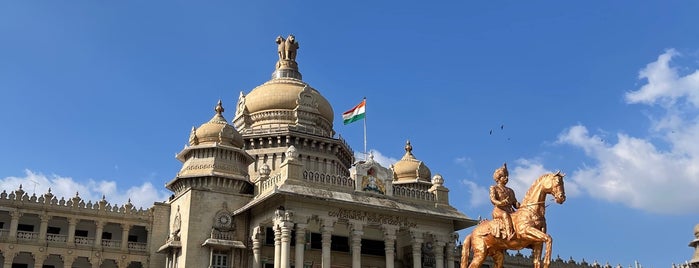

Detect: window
[361, 239, 386, 256]
[12, 264, 28, 268]
[0, 222, 4, 229]
[308, 233, 349, 252]
[265, 227, 274, 245]
[17, 224, 34, 232]
[75, 230, 88, 237]
[102, 232, 112, 240]
[212, 251, 228, 268]
[47, 227, 60, 234]
[128, 235, 138, 242]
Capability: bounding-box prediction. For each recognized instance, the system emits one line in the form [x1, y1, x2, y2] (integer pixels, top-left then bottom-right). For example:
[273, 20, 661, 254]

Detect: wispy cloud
[460, 179, 489, 208]
[559, 49, 699, 214]
[0, 169, 170, 209]
[355, 149, 399, 168]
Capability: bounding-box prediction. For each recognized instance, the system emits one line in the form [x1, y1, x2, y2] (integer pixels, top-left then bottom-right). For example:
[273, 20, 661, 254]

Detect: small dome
[392, 140, 431, 182]
[191, 100, 243, 148]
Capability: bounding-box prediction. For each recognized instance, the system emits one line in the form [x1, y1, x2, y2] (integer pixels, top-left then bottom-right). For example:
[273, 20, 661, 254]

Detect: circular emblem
[218, 214, 232, 226]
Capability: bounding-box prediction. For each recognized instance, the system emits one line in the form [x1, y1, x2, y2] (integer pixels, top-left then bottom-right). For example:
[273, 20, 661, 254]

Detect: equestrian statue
[461, 163, 566, 268]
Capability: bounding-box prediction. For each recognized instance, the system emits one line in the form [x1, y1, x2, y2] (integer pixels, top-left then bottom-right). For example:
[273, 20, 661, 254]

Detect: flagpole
[363, 97, 367, 161]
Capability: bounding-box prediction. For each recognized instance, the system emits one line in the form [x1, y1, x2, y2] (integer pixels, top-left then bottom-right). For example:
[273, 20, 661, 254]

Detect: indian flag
[342, 99, 366, 125]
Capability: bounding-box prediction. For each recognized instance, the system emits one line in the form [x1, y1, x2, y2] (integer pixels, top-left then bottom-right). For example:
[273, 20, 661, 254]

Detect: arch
[42, 254, 63, 268]
[126, 261, 144, 268]
[71, 256, 91, 268]
[11, 252, 35, 268]
[100, 259, 118, 268]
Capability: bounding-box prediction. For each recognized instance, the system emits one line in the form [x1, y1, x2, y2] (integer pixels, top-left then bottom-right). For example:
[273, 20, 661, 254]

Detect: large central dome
[233, 34, 334, 137]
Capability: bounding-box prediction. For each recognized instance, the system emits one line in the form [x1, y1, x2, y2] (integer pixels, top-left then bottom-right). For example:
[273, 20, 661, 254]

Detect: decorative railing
[211, 230, 234, 240]
[75, 236, 94, 246]
[0, 189, 151, 219]
[46, 233, 67, 243]
[392, 185, 435, 202]
[302, 170, 354, 190]
[259, 173, 283, 194]
[0, 229, 9, 240]
[101, 239, 121, 249]
[16, 231, 38, 241]
[128, 242, 147, 251]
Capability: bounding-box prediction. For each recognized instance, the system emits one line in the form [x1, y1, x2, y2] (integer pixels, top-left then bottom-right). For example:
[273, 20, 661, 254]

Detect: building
[0, 35, 479, 268]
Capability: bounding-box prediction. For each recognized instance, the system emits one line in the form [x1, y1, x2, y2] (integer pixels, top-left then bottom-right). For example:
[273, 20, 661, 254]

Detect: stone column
[280, 221, 293, 268]
[91, 258, 100, 268]
[435, 240, 445, 268]
[252, 226, 263, 268]
[38, 213, 50, 244]
[121, 224, 131, 251]
[67, 217, 78, 246]
[411, 231, 423, 268]
[94, 220, 105, 248]
[349, 221, 364, 268]
[3, 254, 13, 268]
[32, 253, 46, 268]
[383, 225, 398, 268]
[273, 225, 281, 268]
[446, 233, 458, 268]
[8, 209, 21, 243]
[320, 218, 336, 268]
[294, 223, 307, 268]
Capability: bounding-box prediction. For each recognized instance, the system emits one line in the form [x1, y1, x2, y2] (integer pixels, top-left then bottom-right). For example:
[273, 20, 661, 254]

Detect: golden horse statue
[461, 171, 566, 268]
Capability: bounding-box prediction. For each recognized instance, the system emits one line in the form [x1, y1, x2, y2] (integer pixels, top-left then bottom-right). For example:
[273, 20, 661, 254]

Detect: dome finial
[215, 100, 224, 115]
[405, 140, 413, 154]
[273, 34, 302, 79]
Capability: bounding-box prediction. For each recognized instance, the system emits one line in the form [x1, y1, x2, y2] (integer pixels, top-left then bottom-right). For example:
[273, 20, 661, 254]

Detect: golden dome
[392, 140, 432, 183]
[190, 100, 243, 148]
[233, 35, 334, 136]
[244, 78, 334, 124]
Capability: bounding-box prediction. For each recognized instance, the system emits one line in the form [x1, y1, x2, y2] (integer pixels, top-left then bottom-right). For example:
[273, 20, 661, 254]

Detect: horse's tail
[460, 233, 472, 268]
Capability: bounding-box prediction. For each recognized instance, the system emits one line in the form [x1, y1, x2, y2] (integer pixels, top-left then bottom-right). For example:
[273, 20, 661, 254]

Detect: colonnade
[251, 209, 458, 268]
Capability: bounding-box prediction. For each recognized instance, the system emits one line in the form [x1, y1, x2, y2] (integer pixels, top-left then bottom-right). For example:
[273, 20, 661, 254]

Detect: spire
[215, 99, 224, 115]
[272, 34, 302, 80]
[403, 140, 414, 159]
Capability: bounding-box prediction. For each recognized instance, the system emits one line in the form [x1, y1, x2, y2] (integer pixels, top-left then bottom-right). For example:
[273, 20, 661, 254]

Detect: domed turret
[392, 140, 432, 183]
[190, 100, 244, 148]
[168, 100, 254, 195]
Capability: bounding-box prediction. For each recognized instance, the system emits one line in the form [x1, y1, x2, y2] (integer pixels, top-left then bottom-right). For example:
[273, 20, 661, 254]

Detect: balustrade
[16, 230, 38, 241]
[46, 233, 68, 243]
[128, 241, 147, 251]
[101, 239, 122, 249]
[75, 236, 94, 246]
[302, 170, 355, 190]
[0, 229, 8, 240]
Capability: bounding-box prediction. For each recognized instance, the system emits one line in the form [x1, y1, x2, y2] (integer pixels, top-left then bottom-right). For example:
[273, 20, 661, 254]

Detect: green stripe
[343, 113, 365, 125]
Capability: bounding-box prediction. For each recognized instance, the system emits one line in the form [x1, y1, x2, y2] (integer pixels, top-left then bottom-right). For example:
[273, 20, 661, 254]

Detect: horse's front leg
[531, 243, 543, 268]
[519, 227, 553, 268]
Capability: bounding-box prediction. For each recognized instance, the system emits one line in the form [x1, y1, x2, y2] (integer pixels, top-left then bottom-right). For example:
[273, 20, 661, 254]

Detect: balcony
[0, 232, 148, 253]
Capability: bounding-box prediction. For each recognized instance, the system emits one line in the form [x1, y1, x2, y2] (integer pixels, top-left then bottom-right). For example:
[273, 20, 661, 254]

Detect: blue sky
[1, 1, 698, 266]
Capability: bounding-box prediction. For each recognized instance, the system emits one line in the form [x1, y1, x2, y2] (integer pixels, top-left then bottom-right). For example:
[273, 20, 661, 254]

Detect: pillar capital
[39, 213, 51, 222]
[409, 229, 424, 243]
[274, 208, 295, 225]
[320, 217, 336, 232]
[349, 220, 364, 233]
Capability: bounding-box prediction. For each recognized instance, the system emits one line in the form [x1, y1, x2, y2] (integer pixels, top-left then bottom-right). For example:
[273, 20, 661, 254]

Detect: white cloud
[460, 179, 489, 208]
[355, 149, 399, 168]
[558, 50, 699, 214]
[0, 169, 170, 209]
